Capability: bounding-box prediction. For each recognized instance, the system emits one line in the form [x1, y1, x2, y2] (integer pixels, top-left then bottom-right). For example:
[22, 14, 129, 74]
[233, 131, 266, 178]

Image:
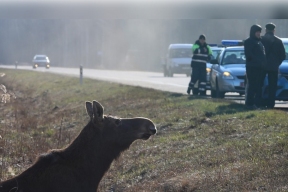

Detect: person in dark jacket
[244, 24, 266, 108]
[187, 34, 212, 96]
[260, 23, 286, 108]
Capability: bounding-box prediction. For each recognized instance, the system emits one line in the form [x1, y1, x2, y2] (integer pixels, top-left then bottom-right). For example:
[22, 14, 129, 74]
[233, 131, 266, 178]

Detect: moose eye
[115, 119, 121, 125]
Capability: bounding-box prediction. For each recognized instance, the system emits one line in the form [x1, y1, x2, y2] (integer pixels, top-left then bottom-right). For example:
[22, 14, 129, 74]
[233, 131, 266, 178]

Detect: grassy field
[0, 69, 288, 192]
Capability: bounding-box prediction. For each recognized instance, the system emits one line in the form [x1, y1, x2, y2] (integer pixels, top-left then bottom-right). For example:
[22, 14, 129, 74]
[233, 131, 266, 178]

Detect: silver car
[32, 55, 50, 69]
[210, 46, 246, 98]
[206, 46, 224, 90]
[164, 44, 193, 77]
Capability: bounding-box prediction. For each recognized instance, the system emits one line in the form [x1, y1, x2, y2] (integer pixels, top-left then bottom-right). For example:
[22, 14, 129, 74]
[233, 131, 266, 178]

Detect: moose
[0, 100, 157, 192]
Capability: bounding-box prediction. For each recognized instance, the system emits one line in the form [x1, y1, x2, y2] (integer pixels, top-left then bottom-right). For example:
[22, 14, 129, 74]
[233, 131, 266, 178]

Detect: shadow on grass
[187, 96, 258, 117]
[211, 102, 251, 116]
[187, 95, 210, 100]
[168, 93, 185, 97]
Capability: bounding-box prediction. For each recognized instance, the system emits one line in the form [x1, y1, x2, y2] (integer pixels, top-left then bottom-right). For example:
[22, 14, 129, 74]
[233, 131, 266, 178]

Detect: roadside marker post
[80, 65, 83, 85]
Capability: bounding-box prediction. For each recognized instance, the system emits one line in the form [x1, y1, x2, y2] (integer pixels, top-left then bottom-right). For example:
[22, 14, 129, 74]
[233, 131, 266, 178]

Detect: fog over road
[1, 65, 288, 108]
[0, 65, 190, 94]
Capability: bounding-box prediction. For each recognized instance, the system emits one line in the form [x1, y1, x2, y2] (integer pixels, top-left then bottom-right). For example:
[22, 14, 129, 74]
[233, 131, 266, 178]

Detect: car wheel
[211, 89, 217, 98]
[163, 66, 168, 77]
[216, 80, 225, 98]
[192, 88, 199, 95]
[245, 83, 248, 104]
[200, 91, 206, 96]
[168, 69, 173, 77]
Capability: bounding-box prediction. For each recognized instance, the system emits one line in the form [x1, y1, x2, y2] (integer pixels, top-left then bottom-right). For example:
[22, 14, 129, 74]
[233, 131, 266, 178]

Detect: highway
[1, 65, 287, 108]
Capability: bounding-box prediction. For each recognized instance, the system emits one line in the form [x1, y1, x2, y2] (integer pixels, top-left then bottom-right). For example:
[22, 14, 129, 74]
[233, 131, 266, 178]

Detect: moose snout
[127, 118, 157, 139]
[149, 125, 157, 135]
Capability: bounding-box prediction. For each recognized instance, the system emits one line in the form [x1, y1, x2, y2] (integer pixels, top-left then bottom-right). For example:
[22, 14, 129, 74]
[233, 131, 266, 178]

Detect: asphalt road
[1, 65, 287, 108]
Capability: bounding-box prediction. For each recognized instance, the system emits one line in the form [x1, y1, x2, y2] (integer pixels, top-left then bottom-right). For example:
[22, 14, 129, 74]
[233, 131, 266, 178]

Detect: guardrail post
[80, 65, 83, 85]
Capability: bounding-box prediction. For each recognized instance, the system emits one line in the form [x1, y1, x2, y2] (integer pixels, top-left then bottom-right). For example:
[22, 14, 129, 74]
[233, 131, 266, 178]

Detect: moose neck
[60, 121, 125, 188]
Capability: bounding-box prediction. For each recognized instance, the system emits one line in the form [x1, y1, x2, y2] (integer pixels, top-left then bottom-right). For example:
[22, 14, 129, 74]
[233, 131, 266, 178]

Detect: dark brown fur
[0, 100, 157, 192]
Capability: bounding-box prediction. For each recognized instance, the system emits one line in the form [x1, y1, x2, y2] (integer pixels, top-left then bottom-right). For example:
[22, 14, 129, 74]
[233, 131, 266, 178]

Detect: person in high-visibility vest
[187, 34, 212, 95]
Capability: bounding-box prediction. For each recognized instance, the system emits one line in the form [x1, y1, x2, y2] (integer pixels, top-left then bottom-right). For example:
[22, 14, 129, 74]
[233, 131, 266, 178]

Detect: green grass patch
[0, 68, 288, 191]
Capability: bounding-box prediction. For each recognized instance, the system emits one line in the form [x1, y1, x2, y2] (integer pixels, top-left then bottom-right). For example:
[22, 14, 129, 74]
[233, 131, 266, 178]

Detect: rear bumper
[171, 65, 191, 74]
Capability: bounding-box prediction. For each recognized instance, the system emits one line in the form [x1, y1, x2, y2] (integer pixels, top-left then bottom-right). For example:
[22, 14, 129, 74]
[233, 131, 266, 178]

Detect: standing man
[261, 23, 286, 109]
[244, 24, 266, 108]
[187, 34, 212, 96]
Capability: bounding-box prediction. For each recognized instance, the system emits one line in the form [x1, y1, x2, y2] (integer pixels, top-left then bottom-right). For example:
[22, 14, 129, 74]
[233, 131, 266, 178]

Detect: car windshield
[211, 49, 222, 60]
[221, 50, 246, 65]
[35, 56, 47, 60]
[284, 43, 288, 60]
[169, 48, 192, 58]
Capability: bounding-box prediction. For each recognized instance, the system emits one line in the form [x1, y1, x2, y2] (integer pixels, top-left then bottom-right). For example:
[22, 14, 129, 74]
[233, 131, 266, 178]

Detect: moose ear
[92, 100, 104, 120]
[85, 101, 93, 119]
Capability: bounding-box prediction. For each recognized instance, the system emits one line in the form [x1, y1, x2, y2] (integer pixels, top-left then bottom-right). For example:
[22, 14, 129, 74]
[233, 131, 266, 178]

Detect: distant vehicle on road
[163, 44, 192, 77]
[262, 38, 288, 101]
[32, 55, 50, 69]
[210, 41, 246, 98]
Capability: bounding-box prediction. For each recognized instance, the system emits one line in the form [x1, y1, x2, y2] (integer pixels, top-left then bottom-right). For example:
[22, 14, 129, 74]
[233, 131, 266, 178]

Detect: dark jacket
[261, 32, 286, 71]
[191, 40, 212, 68]
[244, 25, 266, 68]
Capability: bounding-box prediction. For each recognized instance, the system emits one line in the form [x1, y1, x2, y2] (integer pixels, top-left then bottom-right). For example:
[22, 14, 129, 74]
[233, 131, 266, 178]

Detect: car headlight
[222, 71, 234, 79]
[206, 68, 211, 74]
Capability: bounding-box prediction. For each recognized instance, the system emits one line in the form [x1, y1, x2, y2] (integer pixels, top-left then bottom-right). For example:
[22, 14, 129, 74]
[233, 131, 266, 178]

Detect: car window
[35, 56, 47, 60]
[284, 43, 288, 60]
[169, 48, 192, 58]
[211, 49, 222, 60]
[221, 50, 246, 65]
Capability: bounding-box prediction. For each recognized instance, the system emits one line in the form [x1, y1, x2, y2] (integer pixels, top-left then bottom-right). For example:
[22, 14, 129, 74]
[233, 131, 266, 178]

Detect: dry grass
[0, 69, 288, 192]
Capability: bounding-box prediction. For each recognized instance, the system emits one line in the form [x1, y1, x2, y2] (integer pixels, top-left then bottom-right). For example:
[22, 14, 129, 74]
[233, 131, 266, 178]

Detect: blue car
[262, 38, 288, 101]
[210, 43, 246, 98]
[206, 46, 224, 90]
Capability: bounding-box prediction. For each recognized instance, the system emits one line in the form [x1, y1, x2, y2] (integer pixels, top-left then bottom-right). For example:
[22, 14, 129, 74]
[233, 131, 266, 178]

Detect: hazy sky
[0, 0, 288, 19]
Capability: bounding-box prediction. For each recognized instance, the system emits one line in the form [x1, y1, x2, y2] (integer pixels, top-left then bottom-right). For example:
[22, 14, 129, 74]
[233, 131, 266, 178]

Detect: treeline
[0, 19, 287, 71]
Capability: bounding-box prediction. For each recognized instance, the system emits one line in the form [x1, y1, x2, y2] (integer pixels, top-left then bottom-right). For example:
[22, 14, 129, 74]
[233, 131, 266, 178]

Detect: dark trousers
[260, 69, 278, 108]
[245, 66, 264, 107]
[188, 65, 206, 92]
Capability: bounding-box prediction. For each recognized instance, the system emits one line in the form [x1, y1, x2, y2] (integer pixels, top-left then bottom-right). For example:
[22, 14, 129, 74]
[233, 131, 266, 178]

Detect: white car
[163, 44, 193, 77]
[32, 55, 50, 69]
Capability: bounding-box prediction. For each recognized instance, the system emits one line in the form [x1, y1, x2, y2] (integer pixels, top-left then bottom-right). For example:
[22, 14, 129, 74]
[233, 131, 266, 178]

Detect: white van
[163, 44, 193, 77]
